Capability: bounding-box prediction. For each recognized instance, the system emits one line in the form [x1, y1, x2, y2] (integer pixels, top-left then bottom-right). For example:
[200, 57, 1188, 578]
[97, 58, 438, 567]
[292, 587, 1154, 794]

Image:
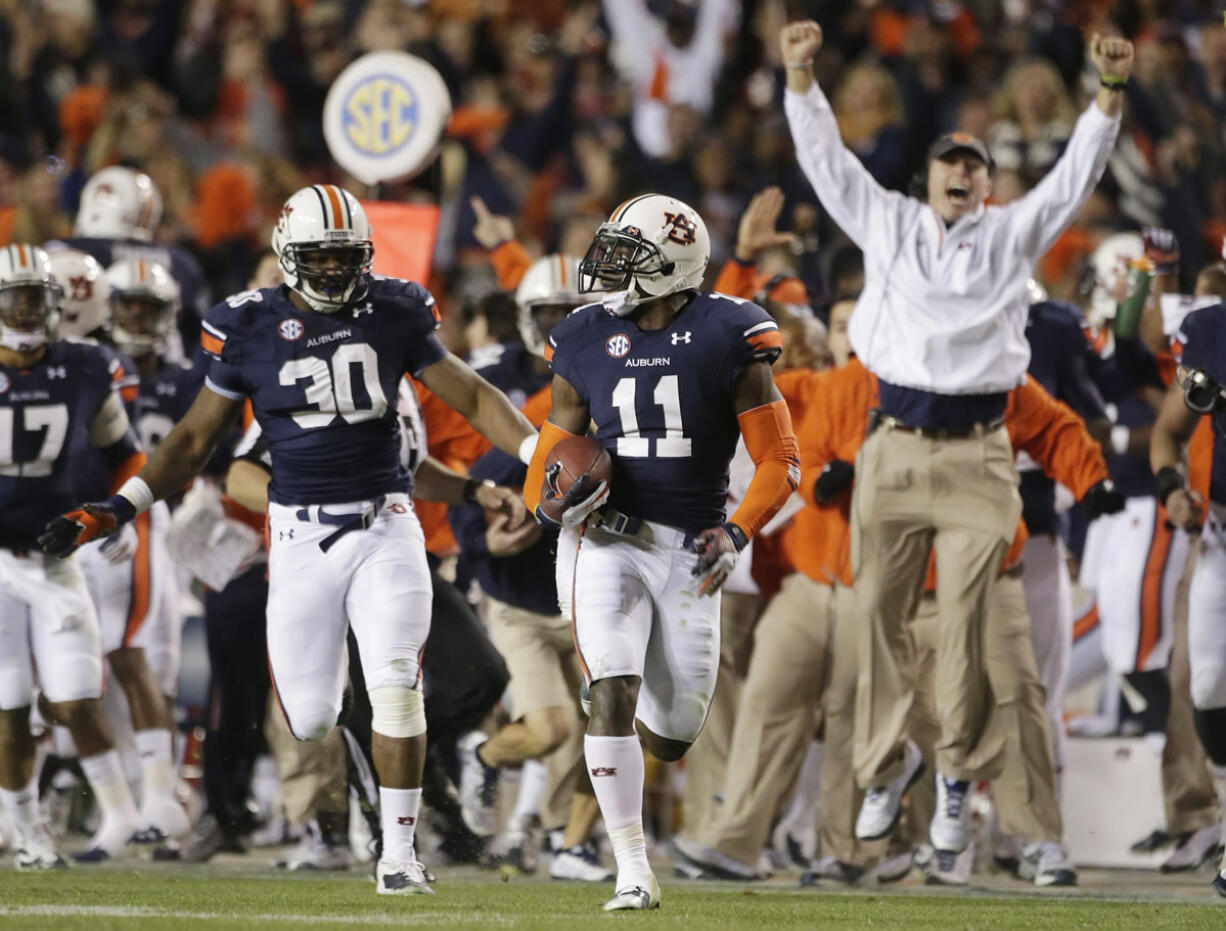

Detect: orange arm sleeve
[712, 259, 759, 301]
[729, 399, 800, 539]
[523, 420, 578, 515]
[1006, 376, 1108, 500]
[491, 240, 533, 291]
[109, 451, 148, 494]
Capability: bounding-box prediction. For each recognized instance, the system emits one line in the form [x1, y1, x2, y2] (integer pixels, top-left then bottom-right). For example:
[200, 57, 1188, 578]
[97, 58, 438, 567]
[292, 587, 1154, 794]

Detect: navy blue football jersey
[133, 358, 204, 452]
[0, 341, 127, 546]
[468, 341, 550, 408]
[1174, 302, 1226, 506]
[73, 342, 142, 503]
[546, 292, 783, 534]
[1021, 301, 1109, 535]
[1091, 336, 1164, 500]
[201, 277, 447, 506]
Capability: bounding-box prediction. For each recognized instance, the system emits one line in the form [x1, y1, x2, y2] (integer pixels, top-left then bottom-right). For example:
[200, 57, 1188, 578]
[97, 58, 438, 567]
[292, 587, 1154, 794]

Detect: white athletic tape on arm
[369, 686, 426, 738]
[518, 432, 538, 466]
[117, 476, 155, 515]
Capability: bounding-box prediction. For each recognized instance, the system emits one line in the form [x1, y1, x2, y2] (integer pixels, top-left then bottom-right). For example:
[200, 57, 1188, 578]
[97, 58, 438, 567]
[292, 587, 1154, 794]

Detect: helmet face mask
[273, 186, 374, 314]
[578, 194, 710, 316]
[0, 245, 61, 352]
[105, 259, 180, 357]
[578, 226, 673, 295]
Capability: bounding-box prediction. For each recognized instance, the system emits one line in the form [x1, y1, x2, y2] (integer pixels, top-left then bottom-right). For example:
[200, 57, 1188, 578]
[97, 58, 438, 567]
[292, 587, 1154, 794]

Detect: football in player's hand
[546, 435, 612, 496]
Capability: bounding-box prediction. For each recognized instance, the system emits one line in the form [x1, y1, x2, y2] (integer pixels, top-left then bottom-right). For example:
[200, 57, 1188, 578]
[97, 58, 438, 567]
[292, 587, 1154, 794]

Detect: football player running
[524, 194, 800, 910]
[0, 244, 146, 867]
[40, 185, 537, 895]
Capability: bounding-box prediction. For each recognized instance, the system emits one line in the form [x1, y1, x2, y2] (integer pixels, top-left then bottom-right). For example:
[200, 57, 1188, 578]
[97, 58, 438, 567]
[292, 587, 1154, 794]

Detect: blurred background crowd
[3, 0, 1226, 342]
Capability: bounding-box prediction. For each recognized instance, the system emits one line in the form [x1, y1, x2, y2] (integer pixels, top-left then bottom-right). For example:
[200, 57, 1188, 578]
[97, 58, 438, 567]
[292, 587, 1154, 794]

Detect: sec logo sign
[279, 319, 304, 341]
[324, 52, 451, 185]
[605, 334, 632, 358]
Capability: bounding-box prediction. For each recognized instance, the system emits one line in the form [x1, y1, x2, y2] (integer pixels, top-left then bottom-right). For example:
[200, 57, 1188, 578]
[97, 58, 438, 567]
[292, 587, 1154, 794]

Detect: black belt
[594, 507, 700, 552]
[295, 496, 385, 553]
[880, 415, 1006, 440]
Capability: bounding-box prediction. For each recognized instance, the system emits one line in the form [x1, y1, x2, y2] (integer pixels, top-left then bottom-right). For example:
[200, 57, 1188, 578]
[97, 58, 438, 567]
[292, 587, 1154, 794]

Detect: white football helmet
[47, 248, 108, 338]
[1085, 232, 1144, 328]
[516, 254, 585, 357]
[579, 193, 710, 316]
[74, 166, 163, 242]
[0, 244, 62, 351]
[106, 258, 180, 356]
[271, 184, 373, 313]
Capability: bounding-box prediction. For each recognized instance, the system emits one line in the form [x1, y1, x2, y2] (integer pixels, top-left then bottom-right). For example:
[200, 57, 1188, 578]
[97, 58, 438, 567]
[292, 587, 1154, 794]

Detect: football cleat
[376, 856, 434, 895]
[602, 873, 661, 911]
[72, 812, 140, 863]
[855, 739, 925, 841]
[550, 843, 614, 882]
[1019, 841, 1077, 887]
[139, 793, 191, 843]
[456, 731, 499, 838]
[14, 824, 67, 871]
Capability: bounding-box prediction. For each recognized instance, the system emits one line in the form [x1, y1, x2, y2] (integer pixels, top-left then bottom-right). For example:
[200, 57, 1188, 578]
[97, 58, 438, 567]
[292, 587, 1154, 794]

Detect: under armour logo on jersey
[396, 816, 416, 826]
[671, 331, 692, 345]
[663, 211, 697, 246]
[590, 767, 618, 777]
[279, 529, 294, 540]
[352, 302, 374, 318]
[47, 367, 67, 379]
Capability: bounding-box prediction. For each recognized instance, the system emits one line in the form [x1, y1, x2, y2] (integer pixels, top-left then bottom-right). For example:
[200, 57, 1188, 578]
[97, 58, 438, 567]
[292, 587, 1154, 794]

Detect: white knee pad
[369, 686, 426, 738]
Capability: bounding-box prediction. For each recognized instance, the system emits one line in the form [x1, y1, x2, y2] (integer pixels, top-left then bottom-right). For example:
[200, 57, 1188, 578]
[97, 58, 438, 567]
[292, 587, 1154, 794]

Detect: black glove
[38, 497, 135, 559]
[814, 459, 855, 504]
[1081, 480, 1124, 521]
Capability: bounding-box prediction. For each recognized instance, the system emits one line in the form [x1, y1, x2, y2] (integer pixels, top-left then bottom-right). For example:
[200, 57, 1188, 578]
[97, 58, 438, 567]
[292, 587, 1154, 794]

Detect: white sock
[512, 759, 548, 829]
[380, 787, 422, 863]
[134, 729, 176, 798]
[0, 777, 40, 831]
[584, 735, 649, 880]
[80, 750, 140, 824]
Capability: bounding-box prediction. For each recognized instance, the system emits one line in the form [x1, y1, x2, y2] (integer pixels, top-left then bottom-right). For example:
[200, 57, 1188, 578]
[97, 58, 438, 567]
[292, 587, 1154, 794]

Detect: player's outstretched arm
[40, 387, 244, 557]
[417, 353, 537, 463]
[1150, 379, 1204, 530]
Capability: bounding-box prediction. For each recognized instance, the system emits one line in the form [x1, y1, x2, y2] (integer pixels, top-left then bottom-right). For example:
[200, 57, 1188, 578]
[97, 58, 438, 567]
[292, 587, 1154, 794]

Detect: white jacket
[784, 85, 1120, 395]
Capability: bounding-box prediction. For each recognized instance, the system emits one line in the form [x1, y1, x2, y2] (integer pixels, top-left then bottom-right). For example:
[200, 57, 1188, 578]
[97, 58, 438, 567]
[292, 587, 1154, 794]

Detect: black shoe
[180, 814, 245, 864]
[1129, 828, 1172, 854]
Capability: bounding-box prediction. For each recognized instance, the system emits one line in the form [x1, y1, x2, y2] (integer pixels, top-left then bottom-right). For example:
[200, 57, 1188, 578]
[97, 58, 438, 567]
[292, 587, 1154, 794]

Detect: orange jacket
[712, 259, 809, 306]
[795, 363, 1109, 589]
[491, 240, 533, 292]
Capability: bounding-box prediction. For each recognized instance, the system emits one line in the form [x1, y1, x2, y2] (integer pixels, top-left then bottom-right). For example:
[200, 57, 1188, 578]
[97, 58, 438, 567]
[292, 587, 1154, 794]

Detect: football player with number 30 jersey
[523, 194, 800, 912]
[41, 185, 538, 895]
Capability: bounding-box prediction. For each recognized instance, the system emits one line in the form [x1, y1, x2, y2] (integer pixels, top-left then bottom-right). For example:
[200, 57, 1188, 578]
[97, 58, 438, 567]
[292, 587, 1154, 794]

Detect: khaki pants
[820, 584, 890, 865]
[1164, 537, 1220, 834]
[851, 424, 1020, 787]
[681, 591, 763, 836]
[912, 573, 1062, 841]
[694, 575, 831, 867]
[265, 698, 348, 827]
[486, 596, 586, 830]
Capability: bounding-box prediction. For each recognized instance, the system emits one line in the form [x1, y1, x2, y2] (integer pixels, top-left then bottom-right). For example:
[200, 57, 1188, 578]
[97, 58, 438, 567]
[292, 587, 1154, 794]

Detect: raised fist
[1090, 33, 1135, 82]
[780, 20, 822, 67]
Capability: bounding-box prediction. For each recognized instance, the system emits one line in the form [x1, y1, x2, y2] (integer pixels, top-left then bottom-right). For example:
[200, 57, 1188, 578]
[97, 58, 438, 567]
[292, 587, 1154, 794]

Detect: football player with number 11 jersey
[524, 194, 801, 911]
[41, 185, 538, 895]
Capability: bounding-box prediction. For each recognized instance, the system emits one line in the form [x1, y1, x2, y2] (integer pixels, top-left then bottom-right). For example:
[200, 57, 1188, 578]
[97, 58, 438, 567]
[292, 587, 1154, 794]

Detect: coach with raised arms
[779, 19, 1132, 854]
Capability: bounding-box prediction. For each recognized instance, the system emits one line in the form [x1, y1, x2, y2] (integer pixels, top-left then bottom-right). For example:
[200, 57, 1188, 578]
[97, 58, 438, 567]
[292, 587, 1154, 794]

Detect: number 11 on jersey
[610, 374, 691, 458]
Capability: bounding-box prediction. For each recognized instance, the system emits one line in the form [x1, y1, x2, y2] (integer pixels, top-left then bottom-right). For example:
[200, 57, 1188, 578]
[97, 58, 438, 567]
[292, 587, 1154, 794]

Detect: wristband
[1100, 76, 1129, 90]
[722, 522, 749, 551]
[1110, 425, 1131, 456]
[517, 432, 538, 466]
[463, 478, 495, 505]
[115, 476, 155, 515]
[1154, 465, 1185, 506]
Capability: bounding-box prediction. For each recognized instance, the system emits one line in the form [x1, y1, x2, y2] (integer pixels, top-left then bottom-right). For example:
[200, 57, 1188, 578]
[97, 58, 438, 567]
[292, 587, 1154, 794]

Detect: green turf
[1, 868, 1224, 931]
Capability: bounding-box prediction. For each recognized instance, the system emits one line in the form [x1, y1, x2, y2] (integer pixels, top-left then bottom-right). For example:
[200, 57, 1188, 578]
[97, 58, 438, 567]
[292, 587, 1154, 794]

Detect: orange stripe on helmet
[556, 254, 567, 289]
[15, 243, 27, 268]
[324, 185, 345, 230]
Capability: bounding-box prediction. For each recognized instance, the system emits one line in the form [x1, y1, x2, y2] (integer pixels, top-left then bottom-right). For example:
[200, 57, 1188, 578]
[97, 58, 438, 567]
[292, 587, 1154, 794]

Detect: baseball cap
[927, 133, 994, 172]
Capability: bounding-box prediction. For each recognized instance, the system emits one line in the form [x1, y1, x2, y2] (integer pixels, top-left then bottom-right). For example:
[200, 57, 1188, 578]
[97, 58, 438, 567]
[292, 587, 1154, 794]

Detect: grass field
[2, 858, 1225, 930]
